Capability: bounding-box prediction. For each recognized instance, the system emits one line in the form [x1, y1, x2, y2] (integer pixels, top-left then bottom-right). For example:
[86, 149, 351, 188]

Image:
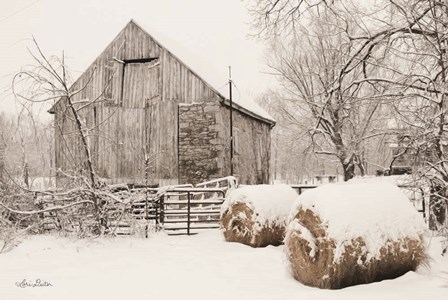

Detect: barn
[49, 20, 274, 186]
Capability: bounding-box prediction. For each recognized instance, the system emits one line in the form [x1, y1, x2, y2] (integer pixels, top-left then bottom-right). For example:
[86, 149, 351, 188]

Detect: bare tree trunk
[357, 161, 366, 177]
[65, 97, 98, 210]
[341, 157, 356, 182]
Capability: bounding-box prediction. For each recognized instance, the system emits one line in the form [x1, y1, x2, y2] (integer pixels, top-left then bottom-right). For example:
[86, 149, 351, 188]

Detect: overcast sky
[0, 0, 273, 121]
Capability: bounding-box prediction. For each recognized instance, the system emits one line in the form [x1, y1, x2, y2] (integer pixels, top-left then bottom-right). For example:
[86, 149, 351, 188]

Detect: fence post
[159, 195, 165, 231]
[187, 192, 191, 235]
[154, 195, 158, 228]
[420, 187, 426, 220]
[145, 187, 148, 221]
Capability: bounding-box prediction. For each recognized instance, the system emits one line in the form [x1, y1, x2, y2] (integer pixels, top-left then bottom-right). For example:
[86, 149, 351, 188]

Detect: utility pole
[229, 66, 234, 176]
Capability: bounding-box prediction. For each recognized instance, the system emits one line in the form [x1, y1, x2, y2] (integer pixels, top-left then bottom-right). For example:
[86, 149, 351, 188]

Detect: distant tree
[258, 92, 343, 183]
[0, 108, 53, 189]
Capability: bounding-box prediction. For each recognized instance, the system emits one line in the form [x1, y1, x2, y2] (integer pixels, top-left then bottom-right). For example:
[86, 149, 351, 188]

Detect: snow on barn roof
[131, 19, 275, 125]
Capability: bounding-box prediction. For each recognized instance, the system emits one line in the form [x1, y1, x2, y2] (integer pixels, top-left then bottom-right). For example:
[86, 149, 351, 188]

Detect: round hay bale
[220, 184, 299, 247]
[285, 182, 428, 289]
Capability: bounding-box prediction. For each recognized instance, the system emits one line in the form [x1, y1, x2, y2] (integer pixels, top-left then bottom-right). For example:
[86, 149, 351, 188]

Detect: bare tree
[248, 0, 333, 38]
[13, 38, 99, 200]
[262, 6, 395, 181]
[375, 0, 448, 234]
[6, 38, 114, 233]
[259, 92, 344, 183]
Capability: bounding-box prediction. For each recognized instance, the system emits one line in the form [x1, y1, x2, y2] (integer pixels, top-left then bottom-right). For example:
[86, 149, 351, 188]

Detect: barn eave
[219, 98, 276, 127]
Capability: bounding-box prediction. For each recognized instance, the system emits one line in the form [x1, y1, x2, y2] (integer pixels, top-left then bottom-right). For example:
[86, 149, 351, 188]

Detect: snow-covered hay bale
[285, 182, 428, 289]
[220, 184, 299, 247]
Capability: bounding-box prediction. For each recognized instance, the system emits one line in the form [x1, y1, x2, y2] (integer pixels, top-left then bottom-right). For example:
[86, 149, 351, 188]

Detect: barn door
[143, 60, 160, 183]
[145, 101, 178, 185]
[137, 58, 178, 185]
[116, 59, 161, 183]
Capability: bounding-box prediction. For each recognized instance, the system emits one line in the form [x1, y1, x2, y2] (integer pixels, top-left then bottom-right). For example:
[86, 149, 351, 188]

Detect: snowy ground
[1, 230, 447, 300]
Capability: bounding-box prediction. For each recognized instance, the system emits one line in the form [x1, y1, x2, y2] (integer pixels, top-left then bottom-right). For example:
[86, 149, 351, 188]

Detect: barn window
[117, 58, 160, 108]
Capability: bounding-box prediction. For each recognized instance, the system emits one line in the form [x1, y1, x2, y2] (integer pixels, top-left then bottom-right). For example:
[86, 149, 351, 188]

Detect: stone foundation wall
[178, 102, 225, 184]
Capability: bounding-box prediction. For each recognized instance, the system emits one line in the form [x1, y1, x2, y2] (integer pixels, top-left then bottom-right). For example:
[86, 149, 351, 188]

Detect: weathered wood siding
[92, 101, 177, 184]
[145, 101, 179, 182]
[219, 105, 271, 184]
[161, 50, 221, 103]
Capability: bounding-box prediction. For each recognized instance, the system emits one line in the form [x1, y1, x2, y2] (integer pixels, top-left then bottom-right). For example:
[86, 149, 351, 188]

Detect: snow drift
[220, 184, 299, 247]
[285, 182, 428, 289]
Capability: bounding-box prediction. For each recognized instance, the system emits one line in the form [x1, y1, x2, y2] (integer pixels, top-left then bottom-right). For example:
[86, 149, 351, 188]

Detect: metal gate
[158, 188, 226, 235]
[127, 187, 226, 235]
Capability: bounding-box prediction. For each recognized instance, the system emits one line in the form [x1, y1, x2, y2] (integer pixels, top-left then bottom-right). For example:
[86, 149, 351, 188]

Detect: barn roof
[49, 19, 275, 126]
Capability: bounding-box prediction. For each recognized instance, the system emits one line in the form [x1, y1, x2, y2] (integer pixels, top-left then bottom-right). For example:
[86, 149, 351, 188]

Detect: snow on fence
[157, 176, 237, 235]
[195, 176, 238, 190]
[159, 188, 226, 235]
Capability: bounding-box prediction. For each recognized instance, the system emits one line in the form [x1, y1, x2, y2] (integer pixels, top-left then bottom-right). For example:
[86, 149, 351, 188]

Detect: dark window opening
[123, 58, 158, 64]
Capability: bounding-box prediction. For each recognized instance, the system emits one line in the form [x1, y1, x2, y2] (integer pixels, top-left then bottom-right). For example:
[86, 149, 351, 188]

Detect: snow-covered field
[1, 230, 447, 300]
